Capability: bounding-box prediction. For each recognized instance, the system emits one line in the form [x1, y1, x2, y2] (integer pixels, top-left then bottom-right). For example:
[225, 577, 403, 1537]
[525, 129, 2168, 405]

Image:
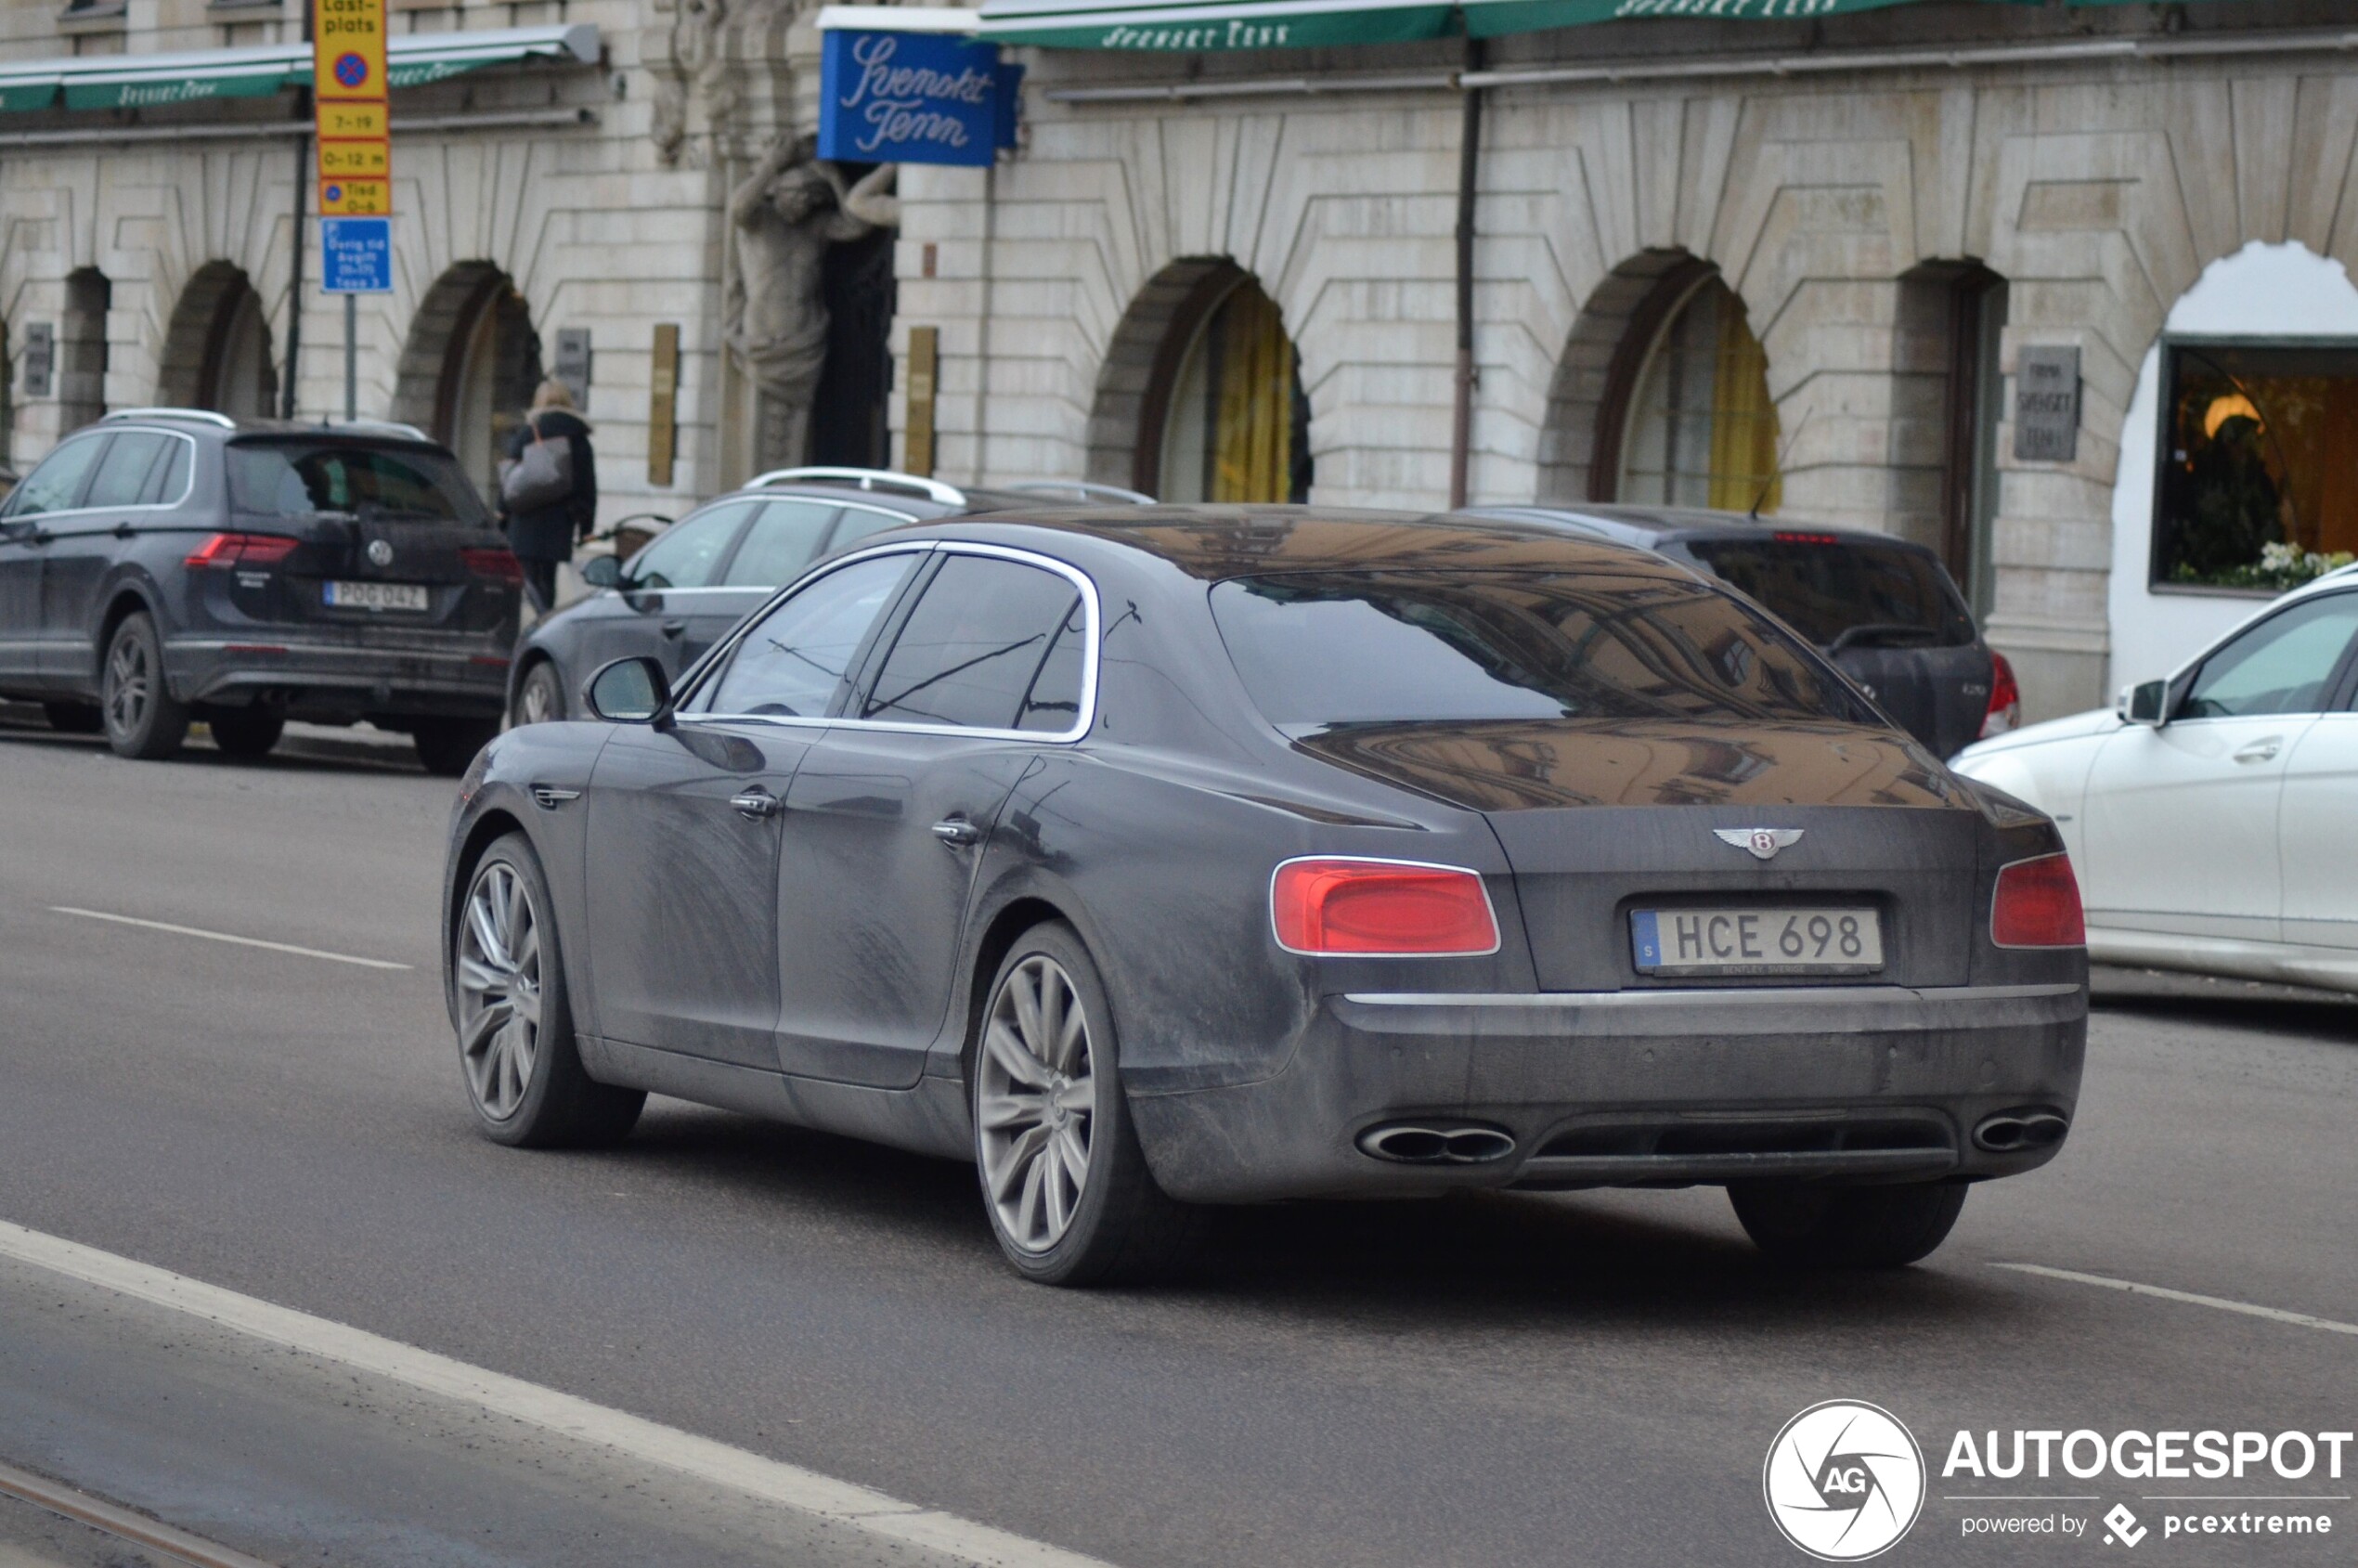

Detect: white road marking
[1994, 1263, 2358, 1338]
[0, 1219, 1115, 1568]
[46, 907, 412, 971]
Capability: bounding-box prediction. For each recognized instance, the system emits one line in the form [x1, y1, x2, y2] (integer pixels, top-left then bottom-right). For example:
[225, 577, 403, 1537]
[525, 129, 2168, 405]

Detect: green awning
[0, 24, 597, 113]
[978, 0, 2084, 47]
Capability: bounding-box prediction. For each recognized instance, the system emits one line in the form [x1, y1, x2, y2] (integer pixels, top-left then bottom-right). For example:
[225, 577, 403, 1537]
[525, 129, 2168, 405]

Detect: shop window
[2154, 341, 2358, 591]
[1158, 278, 1310, 504]
[1616, 275, 1781, 512]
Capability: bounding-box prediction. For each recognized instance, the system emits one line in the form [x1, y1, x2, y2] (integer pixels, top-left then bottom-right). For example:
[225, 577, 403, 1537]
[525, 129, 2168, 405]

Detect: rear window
[1682, 537, 1975, 649]
[227, 442, 485, 524]
[1210, 570, 1874, 732]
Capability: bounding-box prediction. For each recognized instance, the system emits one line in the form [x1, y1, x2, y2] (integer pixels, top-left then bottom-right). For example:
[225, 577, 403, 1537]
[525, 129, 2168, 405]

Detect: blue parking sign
[321, 216, 393, 294]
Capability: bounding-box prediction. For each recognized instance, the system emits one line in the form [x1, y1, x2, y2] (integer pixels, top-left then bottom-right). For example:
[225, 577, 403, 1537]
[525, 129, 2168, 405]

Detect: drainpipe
[284, 97, 308, 421]
[1446, 39, 1483, 511]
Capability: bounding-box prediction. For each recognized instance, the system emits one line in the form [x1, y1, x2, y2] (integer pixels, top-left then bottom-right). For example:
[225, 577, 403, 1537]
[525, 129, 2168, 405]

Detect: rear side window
[228, 443, 485, 524]
[84, 432, 170, 508]
[625, 501, 756, 590]
[860, 554, 1085, 732]
[1683, 537, 1976, 649]
[1210, 570, 1874, 732]
[719, 499, 841, 588]
[5, 435, 107, 517]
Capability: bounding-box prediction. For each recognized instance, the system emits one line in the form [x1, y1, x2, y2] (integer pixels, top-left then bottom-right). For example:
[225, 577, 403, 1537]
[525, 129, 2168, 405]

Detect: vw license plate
[1632, 907, 1883, 977]
[325, 580, 429, 613]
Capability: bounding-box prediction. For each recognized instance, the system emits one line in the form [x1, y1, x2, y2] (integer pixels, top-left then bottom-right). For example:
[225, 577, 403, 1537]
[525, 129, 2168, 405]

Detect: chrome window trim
[681, 538, 1102, 745]
[6, 430, 199, 520]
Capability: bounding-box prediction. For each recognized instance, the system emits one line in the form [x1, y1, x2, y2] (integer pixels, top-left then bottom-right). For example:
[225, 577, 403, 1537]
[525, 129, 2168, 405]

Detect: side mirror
[580, 554, 624, 590]
[585, 656, 672, 724]
[2123, 679, 2170, 727]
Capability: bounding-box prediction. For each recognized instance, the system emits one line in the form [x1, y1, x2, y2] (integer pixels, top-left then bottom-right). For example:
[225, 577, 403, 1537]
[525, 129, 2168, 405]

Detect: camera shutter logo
[1763, 1400, 1925, 1561]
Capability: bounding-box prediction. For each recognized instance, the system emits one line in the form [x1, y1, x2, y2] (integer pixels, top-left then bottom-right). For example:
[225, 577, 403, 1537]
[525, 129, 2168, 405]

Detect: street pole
[343, 292, 356, 421]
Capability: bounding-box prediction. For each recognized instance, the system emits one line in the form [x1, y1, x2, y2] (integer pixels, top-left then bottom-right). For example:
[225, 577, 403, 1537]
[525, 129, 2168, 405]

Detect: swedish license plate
[1631, 906, 1883, 977]
[325, 580, 429, 613]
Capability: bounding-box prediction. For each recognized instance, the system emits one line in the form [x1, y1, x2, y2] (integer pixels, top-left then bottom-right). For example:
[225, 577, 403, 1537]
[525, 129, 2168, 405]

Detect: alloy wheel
[977, 955, 1096, 1253]
[517, 666, 562, 725]
[104, 633, 150, 737]
[456, 861, 544, 1121]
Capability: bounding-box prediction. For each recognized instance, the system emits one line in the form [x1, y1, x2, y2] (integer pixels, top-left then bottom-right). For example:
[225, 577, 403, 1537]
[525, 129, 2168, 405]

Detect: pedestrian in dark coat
[500, 378, 597, 614]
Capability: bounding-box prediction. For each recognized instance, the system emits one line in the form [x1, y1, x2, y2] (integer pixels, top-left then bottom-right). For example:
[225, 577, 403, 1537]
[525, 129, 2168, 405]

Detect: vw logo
[366, 539, 395, 567]
[1763, 1400, 1924, 1561]
[1715, 827, 1804, 862]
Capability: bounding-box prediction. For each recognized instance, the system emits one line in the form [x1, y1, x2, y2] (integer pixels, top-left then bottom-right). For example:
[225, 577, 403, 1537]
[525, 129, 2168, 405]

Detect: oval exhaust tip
[1974, 1108, 2068, 1153]
[1357, 1122, 1516, 1165]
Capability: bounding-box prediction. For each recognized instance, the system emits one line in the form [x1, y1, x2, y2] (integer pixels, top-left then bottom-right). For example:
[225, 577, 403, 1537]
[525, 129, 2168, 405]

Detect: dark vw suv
[0, 410, 521, 774]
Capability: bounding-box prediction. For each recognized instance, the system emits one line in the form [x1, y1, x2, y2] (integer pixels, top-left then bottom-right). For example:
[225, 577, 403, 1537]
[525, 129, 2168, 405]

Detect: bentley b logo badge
[366, 539, 395, 567]
[1717, 827, 1804, 862]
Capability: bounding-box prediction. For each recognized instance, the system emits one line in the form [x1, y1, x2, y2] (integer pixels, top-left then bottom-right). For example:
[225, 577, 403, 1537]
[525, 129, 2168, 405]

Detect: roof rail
[1003, 480, 1157, 505]
[749, 466, 966, 507]
[319, 418, 434, 442]
[102, 407, 237, 429]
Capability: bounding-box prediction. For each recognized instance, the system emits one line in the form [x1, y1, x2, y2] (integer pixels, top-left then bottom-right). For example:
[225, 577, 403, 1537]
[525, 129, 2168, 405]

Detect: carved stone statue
[725, 133, 899, 473]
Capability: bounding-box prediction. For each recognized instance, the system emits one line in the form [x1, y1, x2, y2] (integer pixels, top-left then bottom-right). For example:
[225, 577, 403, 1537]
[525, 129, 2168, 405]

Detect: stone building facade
[897, 1, 2358, 719]
[0, 0, 876, 528]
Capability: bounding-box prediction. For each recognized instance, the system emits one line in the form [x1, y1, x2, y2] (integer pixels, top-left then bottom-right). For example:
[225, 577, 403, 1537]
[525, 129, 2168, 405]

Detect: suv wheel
[412, 717, 499, 777]
[101, 613, 189, 760]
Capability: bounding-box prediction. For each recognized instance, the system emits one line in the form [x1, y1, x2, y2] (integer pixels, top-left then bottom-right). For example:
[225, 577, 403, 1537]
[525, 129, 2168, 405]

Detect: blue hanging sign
[819, 29, 1013, 167]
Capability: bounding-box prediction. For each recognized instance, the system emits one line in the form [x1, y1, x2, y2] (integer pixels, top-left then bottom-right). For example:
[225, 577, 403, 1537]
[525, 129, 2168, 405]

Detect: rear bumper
[1126, 980, 2087, 1203]
[166, 636, 510, 718]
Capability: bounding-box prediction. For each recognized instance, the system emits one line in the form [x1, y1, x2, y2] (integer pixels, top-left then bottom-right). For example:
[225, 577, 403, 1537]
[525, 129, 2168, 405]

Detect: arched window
[395, 264, 543, 500]
[1154, 275, 1310, 504]
[1616, 274, 1781, 512]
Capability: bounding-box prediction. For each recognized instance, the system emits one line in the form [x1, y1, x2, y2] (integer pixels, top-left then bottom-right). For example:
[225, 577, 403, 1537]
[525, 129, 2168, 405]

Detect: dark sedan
[506, 468, 1119, 727]
[443, 510, 2088, 1286]
[1459, 505, 2017, 758]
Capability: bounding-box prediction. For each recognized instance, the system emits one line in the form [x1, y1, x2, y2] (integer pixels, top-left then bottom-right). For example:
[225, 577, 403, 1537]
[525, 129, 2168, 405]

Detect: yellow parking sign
[318, 176, 392, 216]
[314, 0, 388, 102]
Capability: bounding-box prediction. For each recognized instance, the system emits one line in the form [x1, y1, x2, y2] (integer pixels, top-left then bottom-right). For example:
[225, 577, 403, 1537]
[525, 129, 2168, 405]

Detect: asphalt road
[0, 709, 2352, 1567]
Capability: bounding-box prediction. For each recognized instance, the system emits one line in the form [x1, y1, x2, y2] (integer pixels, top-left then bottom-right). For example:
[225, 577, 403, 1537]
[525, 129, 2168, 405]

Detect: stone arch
[1535, 250, 1712, 503]
[1086, 256, 1310, 502]
[155, 262, 277, 419]
[392, 261, 543, 497]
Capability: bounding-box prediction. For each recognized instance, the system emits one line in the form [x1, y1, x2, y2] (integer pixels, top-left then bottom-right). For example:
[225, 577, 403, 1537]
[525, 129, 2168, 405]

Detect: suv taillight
[460, 546, 525, 587]
[1979, 650, 2022, 739]
[1991, 853, 2084, 948]
[185, 532, 298, 568]
[1271, 858, 1500, 956]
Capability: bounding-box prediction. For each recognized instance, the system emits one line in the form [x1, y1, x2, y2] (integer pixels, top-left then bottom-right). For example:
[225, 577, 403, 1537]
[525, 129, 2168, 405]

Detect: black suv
[1458, 504, 2018, 758]
[0, 409, 521, 774]
[508, 468, 1146, 724]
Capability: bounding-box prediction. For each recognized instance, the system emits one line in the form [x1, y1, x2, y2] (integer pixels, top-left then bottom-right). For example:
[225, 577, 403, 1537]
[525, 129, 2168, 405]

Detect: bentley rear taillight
[1271, 858, 1500, 956]
[1991, 852, 2085, 948]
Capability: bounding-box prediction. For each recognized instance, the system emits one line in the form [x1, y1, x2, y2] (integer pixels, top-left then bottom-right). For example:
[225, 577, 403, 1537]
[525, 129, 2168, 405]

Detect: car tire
[971, 921, 1203, 1286]
[100, 613, 189, 761]
[207, 708, 283, 759]
[512, 660, 566, 727]
[452, 832, 644, 1148]
[412, 717, 499, 777]
[1729, 1179, 1969, 1268]
[42, 702, 103, 734]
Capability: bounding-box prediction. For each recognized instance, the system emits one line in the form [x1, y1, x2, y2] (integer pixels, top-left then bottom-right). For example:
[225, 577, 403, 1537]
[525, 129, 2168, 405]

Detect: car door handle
[731, 786, 782, 820]
[660, 620, 686, 639]
[931, 817, 982, 848]
[2233, 738, 2283, 763]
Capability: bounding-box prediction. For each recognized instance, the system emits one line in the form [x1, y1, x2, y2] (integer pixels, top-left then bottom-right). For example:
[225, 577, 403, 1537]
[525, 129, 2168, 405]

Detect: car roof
[93, 408, 447, 447]
[908, 505, 1702, 583]
[725, 476, 1118, 521]
[1465, 502, 1943, 554]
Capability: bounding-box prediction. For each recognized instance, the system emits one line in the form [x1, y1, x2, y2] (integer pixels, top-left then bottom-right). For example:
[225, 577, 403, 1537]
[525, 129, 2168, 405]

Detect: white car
[1950, 567, 2358, 992]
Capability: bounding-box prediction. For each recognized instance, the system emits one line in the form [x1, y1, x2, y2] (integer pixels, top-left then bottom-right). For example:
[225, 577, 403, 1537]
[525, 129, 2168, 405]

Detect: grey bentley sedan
[442, 510, 2088, 1286]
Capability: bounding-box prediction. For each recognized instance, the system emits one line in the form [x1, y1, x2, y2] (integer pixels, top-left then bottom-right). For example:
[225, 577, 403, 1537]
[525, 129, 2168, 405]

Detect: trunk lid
[1296, 719, 1981, 990]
